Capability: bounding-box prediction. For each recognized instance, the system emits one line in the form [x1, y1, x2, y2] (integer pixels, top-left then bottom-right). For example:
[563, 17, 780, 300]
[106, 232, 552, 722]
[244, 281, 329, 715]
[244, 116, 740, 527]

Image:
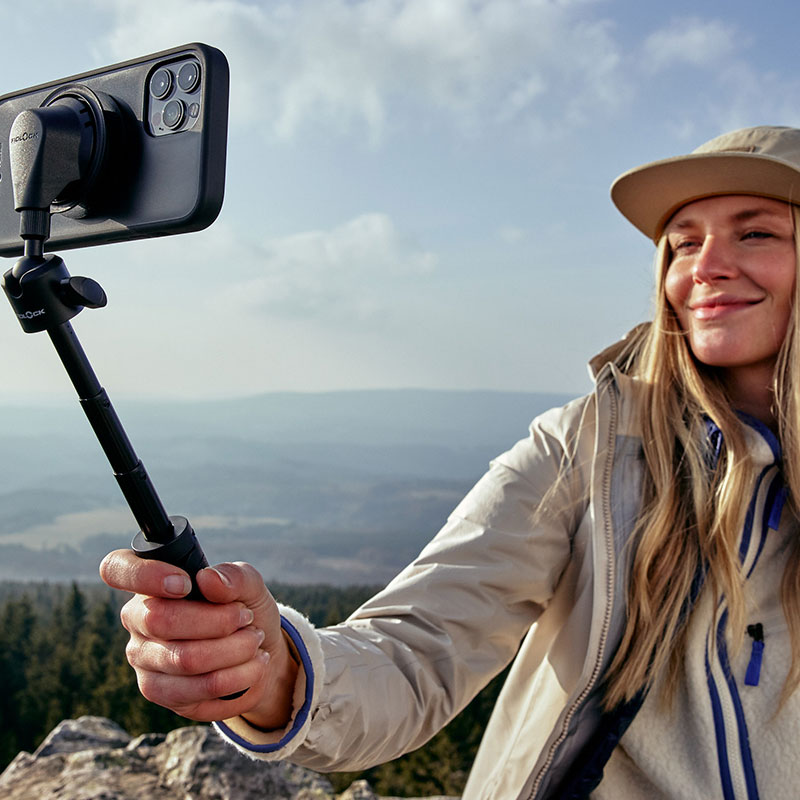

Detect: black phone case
[0, 43, 229, 256]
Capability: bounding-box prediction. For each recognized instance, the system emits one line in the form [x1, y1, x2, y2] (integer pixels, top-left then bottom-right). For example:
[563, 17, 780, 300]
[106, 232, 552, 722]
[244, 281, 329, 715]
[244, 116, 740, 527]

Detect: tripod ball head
[1, 254, 106, 333]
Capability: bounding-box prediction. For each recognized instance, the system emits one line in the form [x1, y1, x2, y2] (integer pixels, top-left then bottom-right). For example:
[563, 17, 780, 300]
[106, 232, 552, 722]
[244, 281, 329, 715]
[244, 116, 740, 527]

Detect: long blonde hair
[603, 205, 800, 710]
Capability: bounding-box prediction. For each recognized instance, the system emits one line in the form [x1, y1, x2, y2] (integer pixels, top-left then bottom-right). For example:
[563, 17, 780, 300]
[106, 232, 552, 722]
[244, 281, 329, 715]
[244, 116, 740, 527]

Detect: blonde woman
[101, 126, 800, 799]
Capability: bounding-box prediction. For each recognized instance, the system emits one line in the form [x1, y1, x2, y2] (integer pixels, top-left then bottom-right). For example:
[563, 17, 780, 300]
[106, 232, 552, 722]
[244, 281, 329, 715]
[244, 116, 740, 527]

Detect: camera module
[177, 62, 200, 93]
[162, 99, 185, 129]
[150, 69, 172, 99]
[148, 57, 204, 136]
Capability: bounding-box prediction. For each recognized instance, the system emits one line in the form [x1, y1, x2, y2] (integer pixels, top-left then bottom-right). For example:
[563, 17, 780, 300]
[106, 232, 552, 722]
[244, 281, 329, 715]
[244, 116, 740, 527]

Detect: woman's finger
[120, 593, 255, 641]
[100, 549, 192, 598]
[126, 626, 266, 676]
[135, 650, 272, 722]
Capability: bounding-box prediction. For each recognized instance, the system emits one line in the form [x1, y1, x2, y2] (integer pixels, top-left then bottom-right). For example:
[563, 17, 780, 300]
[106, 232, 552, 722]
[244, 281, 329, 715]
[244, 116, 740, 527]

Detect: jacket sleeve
[214, 395, 593, 770]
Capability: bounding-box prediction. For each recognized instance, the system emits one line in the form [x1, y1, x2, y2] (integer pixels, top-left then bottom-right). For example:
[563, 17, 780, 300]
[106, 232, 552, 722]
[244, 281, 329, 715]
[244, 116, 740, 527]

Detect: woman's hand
[99, 550, 298, 728]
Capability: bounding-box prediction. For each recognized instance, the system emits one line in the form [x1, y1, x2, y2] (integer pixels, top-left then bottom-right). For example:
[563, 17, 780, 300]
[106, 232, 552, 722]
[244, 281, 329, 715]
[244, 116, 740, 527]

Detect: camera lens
[150, 69, 172, 99]
[177, 62, 200, 92]
[162, 99, 185, 129]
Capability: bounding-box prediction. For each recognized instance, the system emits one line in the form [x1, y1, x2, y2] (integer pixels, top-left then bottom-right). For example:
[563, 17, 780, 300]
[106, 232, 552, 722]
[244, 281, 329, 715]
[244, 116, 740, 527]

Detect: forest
[0, 580, 505, 797]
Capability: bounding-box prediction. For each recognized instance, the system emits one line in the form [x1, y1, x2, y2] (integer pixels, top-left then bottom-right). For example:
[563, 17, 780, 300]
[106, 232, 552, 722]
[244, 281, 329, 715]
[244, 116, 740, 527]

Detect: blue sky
[1, 0, 799, 400]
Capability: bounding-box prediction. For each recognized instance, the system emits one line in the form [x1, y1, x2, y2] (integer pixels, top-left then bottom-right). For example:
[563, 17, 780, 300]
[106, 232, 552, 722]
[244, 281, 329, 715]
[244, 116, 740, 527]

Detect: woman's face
[664, 195, 796, 384]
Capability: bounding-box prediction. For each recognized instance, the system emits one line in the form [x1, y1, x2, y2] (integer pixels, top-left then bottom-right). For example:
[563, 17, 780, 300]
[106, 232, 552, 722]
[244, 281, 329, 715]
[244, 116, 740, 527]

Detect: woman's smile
[687, 293, 763, 320]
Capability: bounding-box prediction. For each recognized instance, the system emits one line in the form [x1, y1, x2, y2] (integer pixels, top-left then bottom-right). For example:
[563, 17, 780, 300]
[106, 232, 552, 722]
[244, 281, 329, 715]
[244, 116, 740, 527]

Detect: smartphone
[0, 43, 228, 257]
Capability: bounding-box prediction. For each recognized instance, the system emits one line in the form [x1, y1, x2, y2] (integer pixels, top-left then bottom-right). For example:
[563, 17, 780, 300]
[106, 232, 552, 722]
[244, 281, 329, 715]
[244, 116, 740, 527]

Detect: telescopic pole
[2, 245, 211, 599]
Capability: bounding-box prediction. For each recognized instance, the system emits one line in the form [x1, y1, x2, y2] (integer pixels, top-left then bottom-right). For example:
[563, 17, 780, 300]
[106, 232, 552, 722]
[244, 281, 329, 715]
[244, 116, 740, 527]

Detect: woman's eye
[742, 230, 772, 240]
[671, 239, 700, 252]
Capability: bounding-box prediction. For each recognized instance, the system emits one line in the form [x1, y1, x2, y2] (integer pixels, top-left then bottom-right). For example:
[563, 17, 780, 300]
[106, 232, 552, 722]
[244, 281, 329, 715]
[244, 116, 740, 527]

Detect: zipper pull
[745, 623, 764, 686]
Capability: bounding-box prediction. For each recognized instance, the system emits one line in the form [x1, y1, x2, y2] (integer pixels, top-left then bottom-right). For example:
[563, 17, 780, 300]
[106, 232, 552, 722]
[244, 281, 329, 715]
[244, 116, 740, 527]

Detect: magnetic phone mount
[1, 81, 245, 700]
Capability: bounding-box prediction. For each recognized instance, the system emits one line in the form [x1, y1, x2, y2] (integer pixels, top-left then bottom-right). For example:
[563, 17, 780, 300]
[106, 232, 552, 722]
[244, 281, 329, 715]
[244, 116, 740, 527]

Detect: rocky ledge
[0, 716, 457, 800]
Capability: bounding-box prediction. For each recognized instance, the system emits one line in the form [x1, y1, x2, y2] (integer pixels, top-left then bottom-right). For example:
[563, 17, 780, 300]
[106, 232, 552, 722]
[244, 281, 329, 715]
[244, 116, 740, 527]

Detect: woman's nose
[691, 236, 738, 284]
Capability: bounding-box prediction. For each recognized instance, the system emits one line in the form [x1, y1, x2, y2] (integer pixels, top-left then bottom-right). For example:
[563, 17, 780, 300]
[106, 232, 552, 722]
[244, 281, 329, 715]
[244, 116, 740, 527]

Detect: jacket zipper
[705, 460, 777, 800]
[744, 623, 764, 687]
[706, 608, 761, 800]
[525, 378, 619, 800]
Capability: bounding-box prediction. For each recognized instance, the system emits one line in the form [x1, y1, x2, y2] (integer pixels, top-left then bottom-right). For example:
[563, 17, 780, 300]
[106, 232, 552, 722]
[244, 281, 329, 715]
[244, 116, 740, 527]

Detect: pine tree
[0, 595, 37, 764]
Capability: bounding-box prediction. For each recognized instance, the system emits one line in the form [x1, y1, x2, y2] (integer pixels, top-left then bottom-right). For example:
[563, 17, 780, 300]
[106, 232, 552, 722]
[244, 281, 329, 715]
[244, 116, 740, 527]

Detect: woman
[100, 125, 800, 799]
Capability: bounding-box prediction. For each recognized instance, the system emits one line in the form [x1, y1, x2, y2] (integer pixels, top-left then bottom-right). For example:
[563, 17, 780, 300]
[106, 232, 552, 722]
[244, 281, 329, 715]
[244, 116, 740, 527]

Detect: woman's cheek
[664, 265, 689, 325]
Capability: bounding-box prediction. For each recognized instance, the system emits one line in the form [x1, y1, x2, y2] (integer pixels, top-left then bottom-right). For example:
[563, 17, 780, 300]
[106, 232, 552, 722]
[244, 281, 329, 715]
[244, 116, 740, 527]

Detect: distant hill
[0, 388, 573, 446]
[0, 389, 574, 585]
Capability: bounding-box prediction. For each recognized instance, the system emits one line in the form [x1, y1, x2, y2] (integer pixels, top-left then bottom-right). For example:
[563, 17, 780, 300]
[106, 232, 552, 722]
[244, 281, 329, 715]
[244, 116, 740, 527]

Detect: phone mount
[0, 65, 244, 699]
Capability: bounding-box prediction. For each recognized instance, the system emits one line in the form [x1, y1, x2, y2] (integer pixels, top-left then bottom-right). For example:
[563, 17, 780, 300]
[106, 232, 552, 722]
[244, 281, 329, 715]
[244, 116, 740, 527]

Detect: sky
[1, 0, 800, 401]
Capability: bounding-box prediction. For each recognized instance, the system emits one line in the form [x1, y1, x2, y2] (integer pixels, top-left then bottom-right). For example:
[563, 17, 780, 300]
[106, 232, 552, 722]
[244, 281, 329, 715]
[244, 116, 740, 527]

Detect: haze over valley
[0, 389, 571, 586]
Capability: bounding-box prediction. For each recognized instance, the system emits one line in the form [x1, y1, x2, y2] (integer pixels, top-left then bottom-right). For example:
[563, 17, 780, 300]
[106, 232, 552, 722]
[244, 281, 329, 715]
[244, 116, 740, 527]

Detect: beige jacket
[215, 347, 648, 800]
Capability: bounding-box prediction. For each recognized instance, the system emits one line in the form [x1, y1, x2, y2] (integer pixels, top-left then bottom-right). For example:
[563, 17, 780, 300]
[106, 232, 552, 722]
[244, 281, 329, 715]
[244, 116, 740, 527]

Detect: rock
[0, 716, 460, 800]
[152, 724, 333, 799]
[34, 716, 132, 758]
[339, 780, 379, 799]
[0, 715, 332, 800]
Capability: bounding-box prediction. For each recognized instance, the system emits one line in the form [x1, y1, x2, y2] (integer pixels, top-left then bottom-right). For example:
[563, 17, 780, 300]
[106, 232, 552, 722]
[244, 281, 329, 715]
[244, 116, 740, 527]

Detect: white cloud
[89, 0, 627, 144]
[634, 16, 800, 134]
[707, 61, 800, 132]
[641, 17, 738, 73]
[216, 212, 437, 323]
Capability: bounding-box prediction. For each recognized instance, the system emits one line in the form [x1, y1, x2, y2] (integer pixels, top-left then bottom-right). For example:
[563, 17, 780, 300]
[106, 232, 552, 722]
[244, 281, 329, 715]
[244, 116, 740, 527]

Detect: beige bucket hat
[611, 125, 800, 241]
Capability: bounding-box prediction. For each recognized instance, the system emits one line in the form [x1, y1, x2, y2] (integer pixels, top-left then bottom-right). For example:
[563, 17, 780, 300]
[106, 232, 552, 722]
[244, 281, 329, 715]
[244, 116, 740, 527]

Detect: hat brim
[610, 152, 800, 241]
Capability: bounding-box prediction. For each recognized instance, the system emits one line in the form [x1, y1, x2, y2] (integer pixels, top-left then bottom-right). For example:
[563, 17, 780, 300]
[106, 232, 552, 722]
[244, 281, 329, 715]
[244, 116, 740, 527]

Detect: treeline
[0, 581, 505, 797]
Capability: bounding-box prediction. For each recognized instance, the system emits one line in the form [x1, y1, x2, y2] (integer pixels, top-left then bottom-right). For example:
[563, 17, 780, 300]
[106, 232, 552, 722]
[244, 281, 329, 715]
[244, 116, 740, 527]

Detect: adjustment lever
[60, 276, 107, 309]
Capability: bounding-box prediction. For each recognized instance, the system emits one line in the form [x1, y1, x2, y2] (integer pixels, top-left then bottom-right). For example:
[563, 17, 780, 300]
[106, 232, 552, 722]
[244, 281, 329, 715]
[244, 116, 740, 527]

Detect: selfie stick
[2, 238, 212, 596]
[1, 99, 246, 698]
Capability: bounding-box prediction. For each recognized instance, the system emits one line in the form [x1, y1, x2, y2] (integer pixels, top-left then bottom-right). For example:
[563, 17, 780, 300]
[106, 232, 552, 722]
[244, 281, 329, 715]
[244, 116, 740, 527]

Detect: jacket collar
[588, 323, 651, 381]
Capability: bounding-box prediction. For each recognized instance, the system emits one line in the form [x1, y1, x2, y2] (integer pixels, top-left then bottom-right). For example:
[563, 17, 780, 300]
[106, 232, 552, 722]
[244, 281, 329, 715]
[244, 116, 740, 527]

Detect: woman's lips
[689, 296, 761, 320]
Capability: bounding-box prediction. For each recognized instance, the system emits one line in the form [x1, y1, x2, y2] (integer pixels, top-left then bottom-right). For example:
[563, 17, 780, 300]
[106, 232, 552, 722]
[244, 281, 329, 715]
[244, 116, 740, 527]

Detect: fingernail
[240, 607, 255, 627]
[209, 567, 232, 587]
[163, 575, 191, 596]
[253, 628, 266, 645]
[258, 650, 271, 665]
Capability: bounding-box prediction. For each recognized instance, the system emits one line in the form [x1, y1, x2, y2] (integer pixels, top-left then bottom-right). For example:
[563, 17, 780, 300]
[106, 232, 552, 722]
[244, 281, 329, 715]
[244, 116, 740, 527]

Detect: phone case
[0, 43, 229, 256]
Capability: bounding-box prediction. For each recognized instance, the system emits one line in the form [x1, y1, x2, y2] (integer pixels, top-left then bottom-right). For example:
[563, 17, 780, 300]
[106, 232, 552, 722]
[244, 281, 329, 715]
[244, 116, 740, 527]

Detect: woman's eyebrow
[731, 207, 785, 223]
[666, 205, 788, 234]
[665, 218, 694, 232]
